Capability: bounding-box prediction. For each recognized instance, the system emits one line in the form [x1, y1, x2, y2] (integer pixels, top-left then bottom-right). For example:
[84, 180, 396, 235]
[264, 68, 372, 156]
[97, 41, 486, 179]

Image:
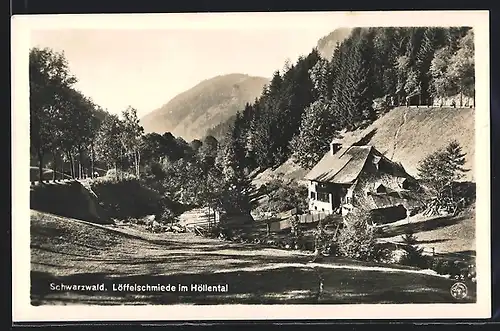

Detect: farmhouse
[304, 139, 424, 223]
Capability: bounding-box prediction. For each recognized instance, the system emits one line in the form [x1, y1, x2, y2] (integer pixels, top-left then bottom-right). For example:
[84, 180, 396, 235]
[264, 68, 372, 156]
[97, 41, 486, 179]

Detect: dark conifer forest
[209, 27, 474, 171]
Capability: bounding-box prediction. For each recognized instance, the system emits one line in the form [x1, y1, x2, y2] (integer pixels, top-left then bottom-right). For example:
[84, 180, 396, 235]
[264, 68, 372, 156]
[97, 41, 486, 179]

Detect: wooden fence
[268, 211, 341, 232]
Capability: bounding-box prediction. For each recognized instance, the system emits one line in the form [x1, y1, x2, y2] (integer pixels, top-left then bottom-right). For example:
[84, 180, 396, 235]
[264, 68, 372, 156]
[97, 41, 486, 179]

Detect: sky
[30, 20, 339, 118]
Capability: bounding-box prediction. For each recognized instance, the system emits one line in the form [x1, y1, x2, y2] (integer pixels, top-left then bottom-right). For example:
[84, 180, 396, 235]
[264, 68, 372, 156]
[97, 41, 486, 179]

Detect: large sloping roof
[304, 146, 373, 184]
[366, 191, 424, 210]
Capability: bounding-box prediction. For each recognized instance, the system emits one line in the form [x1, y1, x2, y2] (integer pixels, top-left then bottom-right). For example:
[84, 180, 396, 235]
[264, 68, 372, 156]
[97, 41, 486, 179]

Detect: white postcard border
[12, 10, 491, 321]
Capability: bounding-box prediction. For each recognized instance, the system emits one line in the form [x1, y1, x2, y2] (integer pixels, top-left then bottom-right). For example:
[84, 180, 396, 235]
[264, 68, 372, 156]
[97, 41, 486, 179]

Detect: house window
[376, 184, 386, 193]
[310, 191, 316, 200]
[317, 192, 330, 203]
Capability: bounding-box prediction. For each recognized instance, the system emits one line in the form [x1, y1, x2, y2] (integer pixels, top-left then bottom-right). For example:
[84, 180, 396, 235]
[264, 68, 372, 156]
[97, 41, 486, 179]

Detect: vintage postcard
[12, 10, 491, 322]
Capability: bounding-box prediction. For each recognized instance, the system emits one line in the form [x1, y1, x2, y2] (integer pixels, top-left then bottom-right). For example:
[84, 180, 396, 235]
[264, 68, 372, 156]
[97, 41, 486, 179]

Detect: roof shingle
[304, 146, 373, 184]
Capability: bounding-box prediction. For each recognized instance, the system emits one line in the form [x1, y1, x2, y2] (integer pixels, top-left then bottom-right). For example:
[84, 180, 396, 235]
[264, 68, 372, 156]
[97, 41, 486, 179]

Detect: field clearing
[30, 210, 475, 305]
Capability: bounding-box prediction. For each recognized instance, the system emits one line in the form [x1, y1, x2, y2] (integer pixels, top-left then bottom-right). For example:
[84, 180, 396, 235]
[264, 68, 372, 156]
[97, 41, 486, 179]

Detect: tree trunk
[38, 149, 44, 183]
[52, 152, 57, 181]
[137, 150, 141, 178]
[207, 205, 211, 230]
[71, 153, 77, 179]
[114, 162, 118, 181]
[79, 148, 84, 179]
[67, 153, 73, 178]
[90, 142, 94, 178]
[133, 150, 137, 177]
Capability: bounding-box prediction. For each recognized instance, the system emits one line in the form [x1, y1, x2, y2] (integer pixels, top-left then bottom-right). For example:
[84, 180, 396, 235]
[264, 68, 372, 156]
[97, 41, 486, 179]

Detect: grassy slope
[339, 106, 475, 181]
[31, 210, 475, 305]
[378, 206, 476, 256]
[252, 106, 475, 188]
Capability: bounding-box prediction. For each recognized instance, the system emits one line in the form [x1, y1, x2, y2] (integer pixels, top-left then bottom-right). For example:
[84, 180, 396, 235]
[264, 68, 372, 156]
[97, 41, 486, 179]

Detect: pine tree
[400, 228, 427, 268]
[417, 140, 469, 215]
[290, 99, 339, 169]
[416, 28, 439, 104]
[251, 103, 274, 168]
[344, 33, 375, 126]
[330, 42, 349, 128]
[309, 57, 332, 100]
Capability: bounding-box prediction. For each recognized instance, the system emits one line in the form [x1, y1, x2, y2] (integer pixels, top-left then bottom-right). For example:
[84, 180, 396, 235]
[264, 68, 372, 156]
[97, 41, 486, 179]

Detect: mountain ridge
[140, 73, 269, 141]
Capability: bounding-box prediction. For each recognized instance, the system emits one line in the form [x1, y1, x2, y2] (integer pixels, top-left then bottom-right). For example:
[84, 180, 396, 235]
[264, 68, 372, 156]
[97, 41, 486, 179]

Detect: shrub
[313, 221, 338, 255]
[337, 211, 378, 261]
[388, 248, 408, 264]
[105, 168, 136, 181]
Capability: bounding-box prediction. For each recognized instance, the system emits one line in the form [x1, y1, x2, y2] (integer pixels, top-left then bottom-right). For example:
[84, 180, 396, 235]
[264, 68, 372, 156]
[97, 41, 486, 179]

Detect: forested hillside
[213, 27, 474, 174]
[30, 26, 475, 220]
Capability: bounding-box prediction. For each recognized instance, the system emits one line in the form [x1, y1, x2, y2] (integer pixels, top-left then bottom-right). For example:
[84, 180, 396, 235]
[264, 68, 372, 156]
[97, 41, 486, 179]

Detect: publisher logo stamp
[450, 282, 468, 300]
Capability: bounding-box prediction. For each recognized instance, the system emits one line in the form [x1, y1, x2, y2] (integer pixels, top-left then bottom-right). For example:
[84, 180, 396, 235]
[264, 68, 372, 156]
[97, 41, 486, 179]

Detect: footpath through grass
[30, 210, 476, 305]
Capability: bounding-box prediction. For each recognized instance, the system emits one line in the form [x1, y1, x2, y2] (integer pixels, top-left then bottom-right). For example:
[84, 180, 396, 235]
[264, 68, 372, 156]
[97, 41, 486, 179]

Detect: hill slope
[316, 27, 353, 59]
[253, 106, 475, 186]
[339, 106, 475, 182]
[140, 74, 269, 141]
[31, 210, 470, 305]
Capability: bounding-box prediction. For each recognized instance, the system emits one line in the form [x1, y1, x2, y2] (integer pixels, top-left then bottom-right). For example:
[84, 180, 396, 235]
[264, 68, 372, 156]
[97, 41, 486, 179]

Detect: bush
[105, 168, 136, 181]
[337, 211, 378, 261]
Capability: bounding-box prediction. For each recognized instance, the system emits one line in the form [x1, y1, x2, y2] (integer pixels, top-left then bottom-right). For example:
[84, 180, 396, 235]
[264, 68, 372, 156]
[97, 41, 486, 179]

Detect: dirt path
[390, 108, 408, 160]
[30, 211, 474, 305]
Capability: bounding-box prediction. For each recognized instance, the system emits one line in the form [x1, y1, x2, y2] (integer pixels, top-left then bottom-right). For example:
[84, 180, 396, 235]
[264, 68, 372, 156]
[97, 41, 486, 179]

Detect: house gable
[305, 143, 424, 217]
[304, 146, 373, 184]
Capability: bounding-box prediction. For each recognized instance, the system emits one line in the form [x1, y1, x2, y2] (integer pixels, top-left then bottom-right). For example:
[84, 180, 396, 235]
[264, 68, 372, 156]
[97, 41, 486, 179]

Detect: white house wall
[308, 181, 334, 214]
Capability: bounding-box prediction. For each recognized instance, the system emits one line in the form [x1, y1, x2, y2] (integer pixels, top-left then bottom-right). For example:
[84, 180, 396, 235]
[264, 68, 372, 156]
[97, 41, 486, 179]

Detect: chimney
[330, 140, 342, 155]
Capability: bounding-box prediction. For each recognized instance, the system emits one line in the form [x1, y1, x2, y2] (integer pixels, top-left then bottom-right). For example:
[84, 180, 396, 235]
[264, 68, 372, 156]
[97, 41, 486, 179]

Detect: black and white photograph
[12, 11, 490, 321]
